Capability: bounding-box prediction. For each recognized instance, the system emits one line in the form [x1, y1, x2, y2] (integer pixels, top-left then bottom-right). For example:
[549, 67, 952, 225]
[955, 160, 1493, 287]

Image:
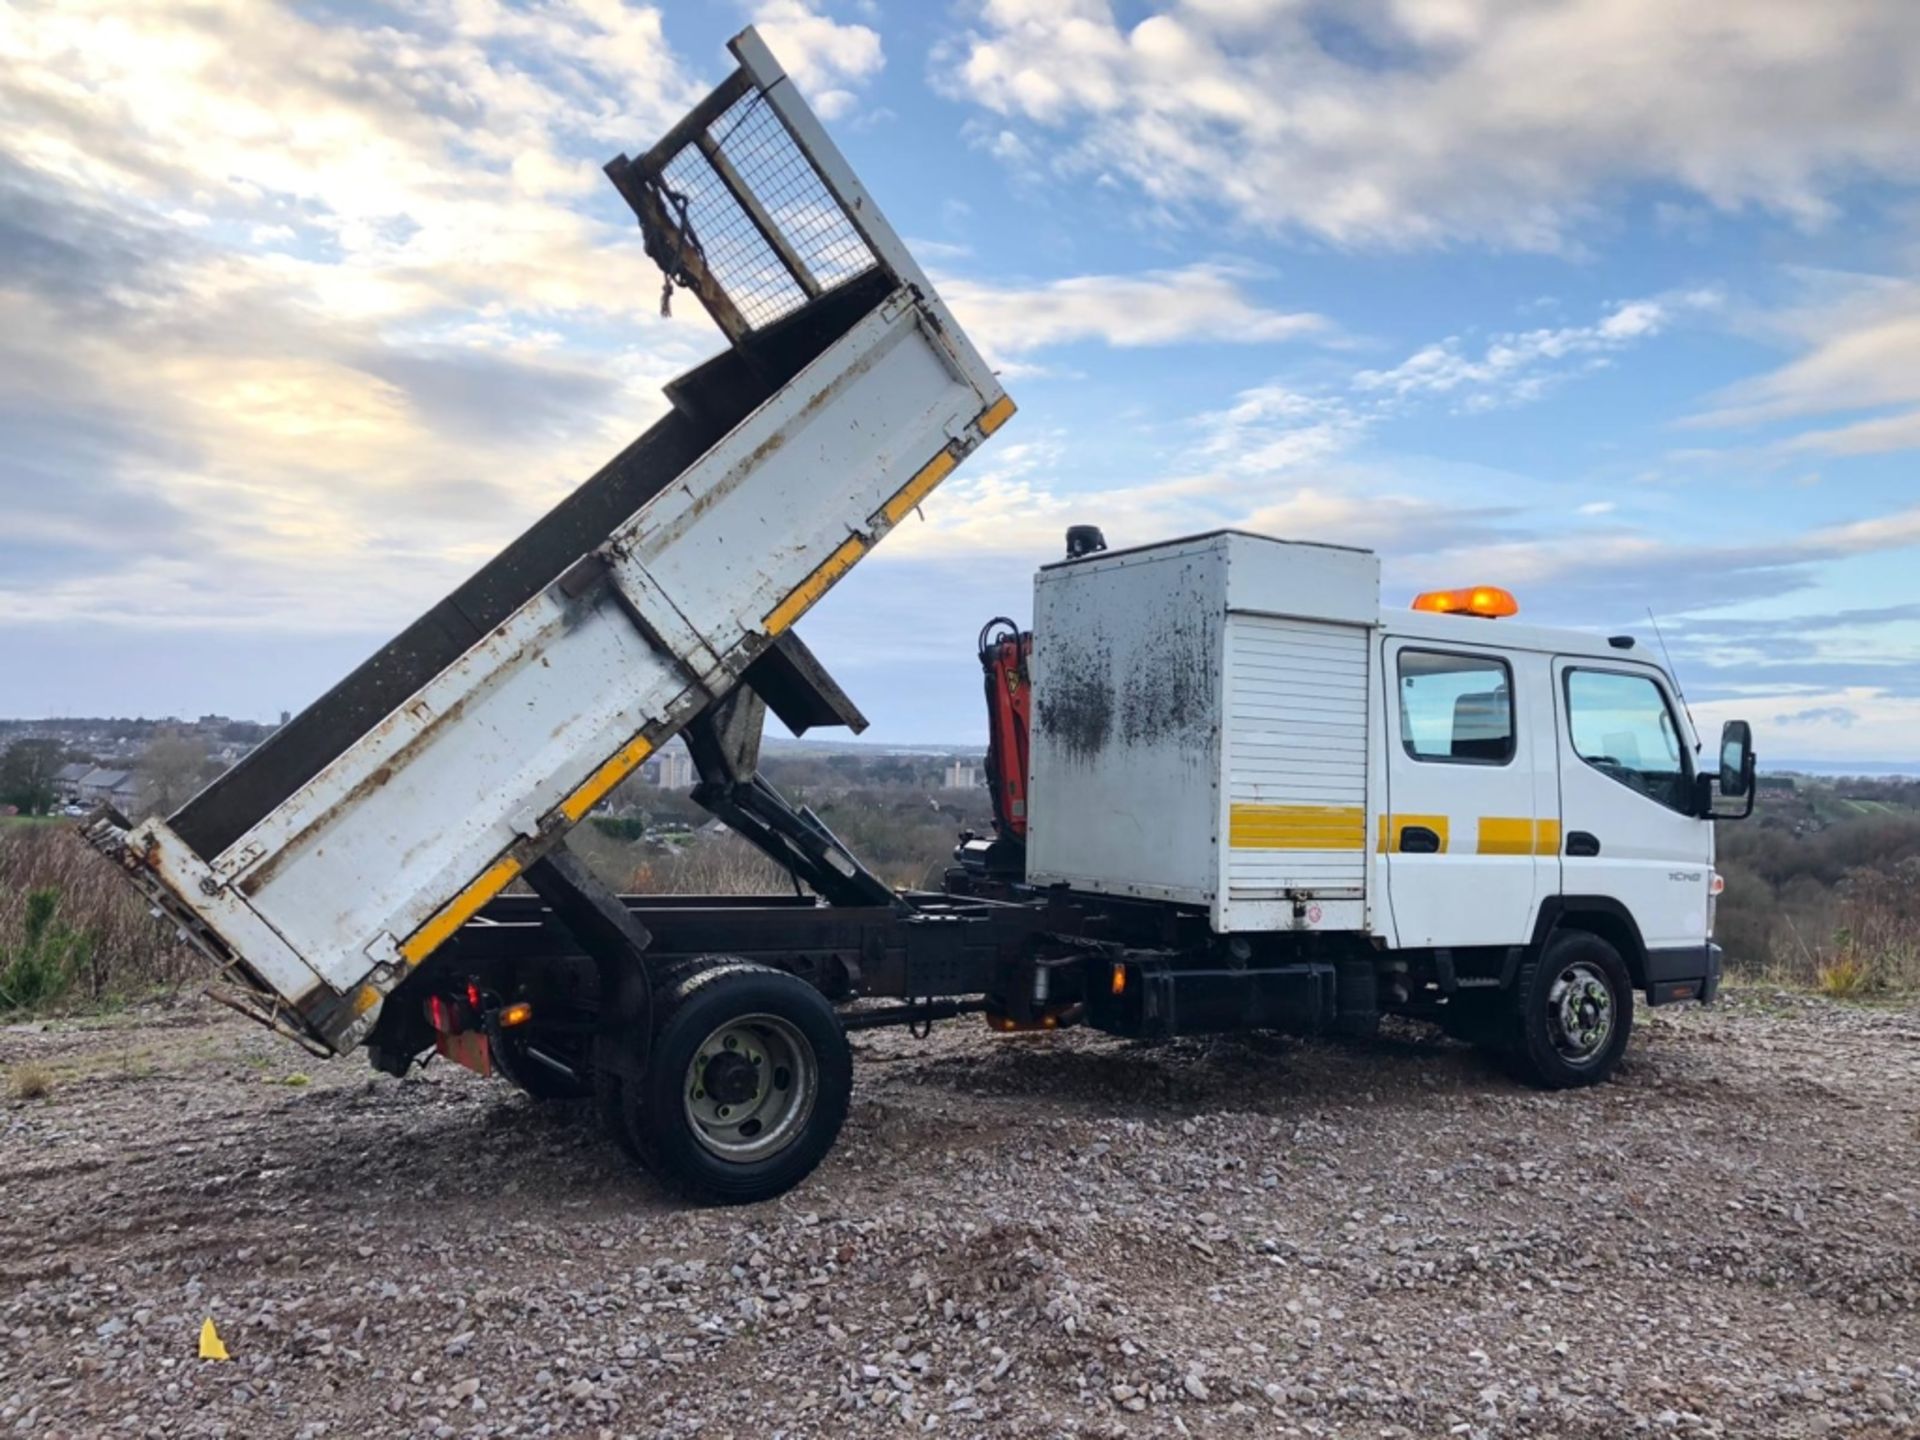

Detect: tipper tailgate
[88, 27, 1012, 1055]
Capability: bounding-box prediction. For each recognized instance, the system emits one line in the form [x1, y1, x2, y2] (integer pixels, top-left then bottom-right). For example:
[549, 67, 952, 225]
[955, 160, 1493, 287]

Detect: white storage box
[1024, 531, 1381, 933]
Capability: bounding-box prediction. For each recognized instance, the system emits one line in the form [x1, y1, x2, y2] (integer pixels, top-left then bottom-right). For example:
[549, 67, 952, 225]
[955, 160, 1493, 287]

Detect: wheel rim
[683, 1013, 818, 1163]
[1546, 960, 1615, 1065]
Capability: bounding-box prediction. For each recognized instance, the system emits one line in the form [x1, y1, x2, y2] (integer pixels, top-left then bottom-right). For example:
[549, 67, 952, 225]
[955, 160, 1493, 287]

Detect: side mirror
[1718, 720, 1754, 800]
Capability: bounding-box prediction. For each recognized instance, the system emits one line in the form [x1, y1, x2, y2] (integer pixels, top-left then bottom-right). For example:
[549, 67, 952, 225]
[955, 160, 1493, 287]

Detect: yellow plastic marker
[199, 1317, 230, 1361]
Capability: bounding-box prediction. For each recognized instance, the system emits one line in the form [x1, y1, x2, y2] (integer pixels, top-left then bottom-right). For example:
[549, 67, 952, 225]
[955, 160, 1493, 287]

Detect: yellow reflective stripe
[399, 854, 523, 967]
[1379, 815, 1560, 855]
[1229, 803, 1366, 851]
[763, 533, 868, 637]
[1476, 816, 1563, 854]
[560, 734, 655, 823]
[764, 395, 1010, 638]
[876, 448, 957, 528]
[978, 394, 1017, 435]
[352, 984, 383, 1016]
[1477, 817, 1536, 855]
[1378, 814, 1450, 853]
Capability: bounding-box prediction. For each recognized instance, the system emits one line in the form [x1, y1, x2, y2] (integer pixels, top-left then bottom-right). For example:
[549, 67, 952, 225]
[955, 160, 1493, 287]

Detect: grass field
[1804, 791, 1902, 824]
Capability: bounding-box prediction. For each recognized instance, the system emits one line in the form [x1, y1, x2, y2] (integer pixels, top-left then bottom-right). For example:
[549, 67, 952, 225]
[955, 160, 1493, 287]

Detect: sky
[4, 1, 1920, 761]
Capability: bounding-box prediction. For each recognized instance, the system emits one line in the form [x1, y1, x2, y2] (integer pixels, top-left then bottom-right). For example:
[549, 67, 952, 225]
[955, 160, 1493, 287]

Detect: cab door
[1382, 638, 1551, 947]
[1550, 660, 1712, 951]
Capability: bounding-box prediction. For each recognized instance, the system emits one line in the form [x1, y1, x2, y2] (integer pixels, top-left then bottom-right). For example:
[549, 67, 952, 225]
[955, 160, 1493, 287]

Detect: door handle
[1566, 831, 1601, 857]
[1399, 825, 1442, 854]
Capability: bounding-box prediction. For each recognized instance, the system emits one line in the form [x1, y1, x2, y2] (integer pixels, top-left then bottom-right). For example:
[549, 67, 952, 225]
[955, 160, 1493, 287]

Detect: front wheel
[623, 960, 851, 1205]
[1505, 929, 1634, 1089]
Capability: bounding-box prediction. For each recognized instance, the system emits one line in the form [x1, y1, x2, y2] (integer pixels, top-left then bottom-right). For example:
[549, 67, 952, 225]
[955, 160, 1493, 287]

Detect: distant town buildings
[3, 714, 286, 815]
[56, 765, 143, 809]
[944, 760, 978, 790]
[1, 714, 278, 770]
[650, 745, 696, 789]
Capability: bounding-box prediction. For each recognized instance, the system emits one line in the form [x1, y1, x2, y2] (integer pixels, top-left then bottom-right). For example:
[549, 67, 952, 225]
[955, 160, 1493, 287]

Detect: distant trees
[1716, 809, 1920, 989]
[138, 731, 220, 818]
[824, 752, 932, 787]
[0, 739, 68, 815]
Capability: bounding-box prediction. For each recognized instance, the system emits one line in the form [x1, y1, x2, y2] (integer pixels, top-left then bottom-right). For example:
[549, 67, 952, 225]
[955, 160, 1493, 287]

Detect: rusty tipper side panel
[88, 27, 1014, 1054]
[167, 273, 893, 867]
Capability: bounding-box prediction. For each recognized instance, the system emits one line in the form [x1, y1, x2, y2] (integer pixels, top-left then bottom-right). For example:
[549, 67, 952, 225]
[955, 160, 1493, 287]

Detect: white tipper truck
[88, 29, 1756, 1205]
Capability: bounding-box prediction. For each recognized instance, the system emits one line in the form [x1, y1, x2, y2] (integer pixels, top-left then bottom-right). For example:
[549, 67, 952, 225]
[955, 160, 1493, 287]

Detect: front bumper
[1645, 942, 1722, 1006]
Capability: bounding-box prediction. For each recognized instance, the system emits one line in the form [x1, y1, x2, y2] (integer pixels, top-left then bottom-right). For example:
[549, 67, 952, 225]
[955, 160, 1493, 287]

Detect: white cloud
[1689, 688, 1919, 762]
[1774, 706, 1858, 729]
[1188, 294, 1681, 470]
[938, 0, 1920, 250]
[1692, 276, 1920, 455]
[0, 0, 709, 323]
[750, 0, 884, 114]
[1193, 384, 1365, 476]
[939, 263, 1327, 359]
[875, 289, 1685, 572]
[0, 267, 704, 634]
[0, 0, 721, 635]
[879, 460, 1502, 568]
[1351, 294, 1709, 410]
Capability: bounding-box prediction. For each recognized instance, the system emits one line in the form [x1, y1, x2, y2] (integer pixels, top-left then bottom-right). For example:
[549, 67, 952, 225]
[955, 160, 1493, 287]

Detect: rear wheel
[1504, 929, 1634, 1089]
[623, 960, 851, 1205]
[591, 956, 711, 1161]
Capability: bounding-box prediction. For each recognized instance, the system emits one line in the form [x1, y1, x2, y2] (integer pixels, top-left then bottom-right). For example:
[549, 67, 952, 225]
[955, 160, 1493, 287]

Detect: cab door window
[1398, 650, 1514, 764]
[1564, 669, 1689, 812]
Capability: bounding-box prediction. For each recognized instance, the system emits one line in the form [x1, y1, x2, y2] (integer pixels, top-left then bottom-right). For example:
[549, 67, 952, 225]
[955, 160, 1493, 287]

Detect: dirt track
[4, 988, 1919, 1439]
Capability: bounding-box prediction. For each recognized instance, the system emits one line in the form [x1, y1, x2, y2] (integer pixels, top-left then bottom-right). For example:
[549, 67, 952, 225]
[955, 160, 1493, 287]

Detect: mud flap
[522, 842, 655, 1152]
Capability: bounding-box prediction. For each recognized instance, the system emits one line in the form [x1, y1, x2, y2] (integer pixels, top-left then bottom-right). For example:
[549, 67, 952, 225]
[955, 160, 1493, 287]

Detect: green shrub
[0, 887, 93, 1012]
[0, 826, 197, 1006]
[1814, 951, 1871, 998]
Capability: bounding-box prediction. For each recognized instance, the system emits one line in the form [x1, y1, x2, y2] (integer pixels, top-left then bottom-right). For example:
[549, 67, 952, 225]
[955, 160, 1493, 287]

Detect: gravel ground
[3, 987, 1918, 1439]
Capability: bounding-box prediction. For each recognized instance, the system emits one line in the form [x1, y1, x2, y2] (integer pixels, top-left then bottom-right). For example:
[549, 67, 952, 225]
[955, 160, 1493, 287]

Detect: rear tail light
[426, 988, 531, 1034]
[424, 993, 475, 1035]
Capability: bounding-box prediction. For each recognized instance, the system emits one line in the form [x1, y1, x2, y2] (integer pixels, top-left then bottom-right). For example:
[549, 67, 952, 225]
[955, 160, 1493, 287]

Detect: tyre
[592, 956, 713, 1160]
[490, 1028, 594, 1101]
[622, 959, 851, 1205]
[1504, 928, 1634, 1089]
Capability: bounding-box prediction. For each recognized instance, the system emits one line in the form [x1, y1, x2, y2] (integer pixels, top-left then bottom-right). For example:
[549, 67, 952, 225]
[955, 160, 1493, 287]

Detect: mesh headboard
[607, 66, 883, 341]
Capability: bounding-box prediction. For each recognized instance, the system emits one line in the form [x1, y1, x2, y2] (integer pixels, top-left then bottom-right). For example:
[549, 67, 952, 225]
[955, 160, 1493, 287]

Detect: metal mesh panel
[658, 91, 879, 331]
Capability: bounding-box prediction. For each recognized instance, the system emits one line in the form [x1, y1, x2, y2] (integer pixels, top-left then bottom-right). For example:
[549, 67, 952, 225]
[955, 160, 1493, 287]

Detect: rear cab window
[1398, 650, 1515, 764]
[1564, 668, 1691, 811]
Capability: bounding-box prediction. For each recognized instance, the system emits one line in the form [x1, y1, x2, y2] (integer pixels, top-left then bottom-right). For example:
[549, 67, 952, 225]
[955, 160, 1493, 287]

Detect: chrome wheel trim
[682, 1013, 818, 1163]
[1547, 960, 1615, 1065]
